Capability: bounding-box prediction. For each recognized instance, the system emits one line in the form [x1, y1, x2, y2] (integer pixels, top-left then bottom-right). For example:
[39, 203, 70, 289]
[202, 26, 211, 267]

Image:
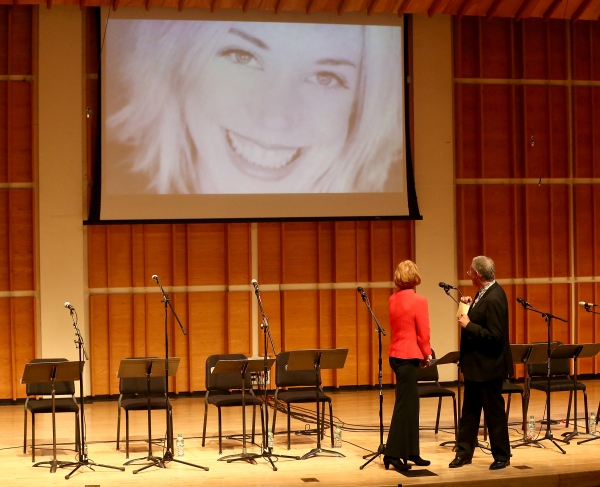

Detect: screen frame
[86, 8, 421, 224]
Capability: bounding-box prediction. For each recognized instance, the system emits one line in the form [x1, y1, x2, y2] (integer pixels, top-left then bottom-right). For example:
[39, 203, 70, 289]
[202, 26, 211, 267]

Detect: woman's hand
[421, 354, 432, 368]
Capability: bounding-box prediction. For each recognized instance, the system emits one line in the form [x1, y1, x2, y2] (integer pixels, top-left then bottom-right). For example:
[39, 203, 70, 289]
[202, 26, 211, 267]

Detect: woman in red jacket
[383, 260, 432, 472]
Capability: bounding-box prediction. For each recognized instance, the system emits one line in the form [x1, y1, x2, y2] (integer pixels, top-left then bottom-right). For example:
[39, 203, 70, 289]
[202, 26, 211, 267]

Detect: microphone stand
[133, 276, 208, 474]
[513, 300, 568, 454]
[64, 306, 125, 479]
[252, 281, 299, 471]
[578, 305, 600, 445]
[358, 289, 387, 470]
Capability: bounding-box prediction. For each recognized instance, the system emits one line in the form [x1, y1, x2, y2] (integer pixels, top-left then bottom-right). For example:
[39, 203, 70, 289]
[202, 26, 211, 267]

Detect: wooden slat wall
[0, 6, 36, 400]
[87, 221, 413, 395]
[454, 17, 600, 377]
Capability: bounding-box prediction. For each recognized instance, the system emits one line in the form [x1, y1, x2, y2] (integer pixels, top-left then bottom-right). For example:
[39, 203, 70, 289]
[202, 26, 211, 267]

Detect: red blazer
[388, 289, 432, 360]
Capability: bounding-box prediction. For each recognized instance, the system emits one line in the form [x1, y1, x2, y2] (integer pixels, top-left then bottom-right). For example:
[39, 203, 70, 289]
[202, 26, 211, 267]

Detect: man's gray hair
[472, 256, 495, 282]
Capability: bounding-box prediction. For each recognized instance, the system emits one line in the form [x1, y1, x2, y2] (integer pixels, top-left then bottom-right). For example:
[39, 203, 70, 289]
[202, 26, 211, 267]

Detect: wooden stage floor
[6, 381, 600, 487]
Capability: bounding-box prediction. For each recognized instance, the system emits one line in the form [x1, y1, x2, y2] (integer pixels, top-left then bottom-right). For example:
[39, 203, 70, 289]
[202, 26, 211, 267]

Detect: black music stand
[555, 343, 600, 441]
[566, 343, 600, 444]
[431, 351, 461, 447]
[118, 358, 178, 466]
[513, 304, 569, 454]
[22, 360, 83, 473]
[215, 357, 275, 465]
[286, 348, 348, 460]
[508, 344, 534, 438]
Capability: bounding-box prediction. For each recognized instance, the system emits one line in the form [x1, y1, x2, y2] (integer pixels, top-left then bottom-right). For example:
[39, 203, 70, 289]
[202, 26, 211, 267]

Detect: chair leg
[125, 410, 130, 459]
[75, 412, 80, 452]
[566, 391, 573, 427]
[328, 401, 334, 448]
[23, 409, 27, 455]
[116, 407, 121, 451]
[435, 398, 442, 433]
[506, 393, 512, 417]
[584, 389, 590, 434]
[272, 400, 278, 435]
[31, 413, 35, 462]
[259, 404, 265, 447]
[202, 402, 208, 447]
[452, 396, 458, 440]
[251, 405, 256, 444]
[287, 404, 291, 450]
[320, 401, 325, 440]
[521, 392, 527, 436]
[483, 415, 488, 441]
[218, 408, 222, 454]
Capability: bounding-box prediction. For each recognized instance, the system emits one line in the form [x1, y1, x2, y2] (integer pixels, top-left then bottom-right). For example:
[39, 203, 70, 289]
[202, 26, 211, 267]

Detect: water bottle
[590, 412, 597, 434]
[176, 433, 184, 457]
[267, 429, 274, 449]
[334, 424, 342, 448]
[527, 415, 535, 441]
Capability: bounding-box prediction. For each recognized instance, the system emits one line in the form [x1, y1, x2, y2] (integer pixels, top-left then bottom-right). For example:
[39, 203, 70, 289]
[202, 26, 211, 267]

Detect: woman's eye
[218, 48, 262, 69]
[306, 71, 348, 89]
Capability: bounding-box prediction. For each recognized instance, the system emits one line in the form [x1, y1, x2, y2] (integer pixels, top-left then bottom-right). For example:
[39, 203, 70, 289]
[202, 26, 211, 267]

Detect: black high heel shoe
[408, 455, 431, 467]
[383, 456, 411, 471]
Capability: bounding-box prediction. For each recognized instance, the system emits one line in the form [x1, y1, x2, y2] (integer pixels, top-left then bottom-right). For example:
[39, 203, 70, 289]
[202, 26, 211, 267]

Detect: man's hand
[461, 296, 473, 305]
[458, 313, 470, 328]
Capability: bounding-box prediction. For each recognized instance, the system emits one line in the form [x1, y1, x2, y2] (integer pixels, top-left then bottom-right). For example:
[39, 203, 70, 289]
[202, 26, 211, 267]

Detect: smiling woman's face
[183, 22, 364, 193]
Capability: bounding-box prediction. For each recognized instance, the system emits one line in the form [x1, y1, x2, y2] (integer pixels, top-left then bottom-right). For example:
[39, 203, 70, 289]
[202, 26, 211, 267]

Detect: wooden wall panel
[7, 82, 32, 182]
[480, 19, 513, 79]
[455, 16, 597, 380]
[573, 87, 600, 178]
[572, 21, 600, 81]
[523, 86, 569, 178]
[522, 20, 568, 80]
[574, 185, 599, 276]
[0, 298, 12, 398]
[282, 222, 318, 283]
[0, 8, 36, 400]
[481, 85, 513, 178]
[89, 295, 110, 395]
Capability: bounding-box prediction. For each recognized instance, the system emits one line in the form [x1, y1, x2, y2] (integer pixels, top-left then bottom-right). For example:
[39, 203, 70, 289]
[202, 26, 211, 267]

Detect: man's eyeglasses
[467, 268, 477, 277]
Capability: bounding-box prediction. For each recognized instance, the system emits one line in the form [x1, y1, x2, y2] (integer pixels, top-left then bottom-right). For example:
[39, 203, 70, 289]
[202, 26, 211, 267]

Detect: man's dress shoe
[449, 454, 472, 468]
[489, 459, 510, 470]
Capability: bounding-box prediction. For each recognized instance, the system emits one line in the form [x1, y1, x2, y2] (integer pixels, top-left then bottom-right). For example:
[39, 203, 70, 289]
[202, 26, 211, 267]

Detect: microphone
[251, 279, 259, 293]
[356, 287, 367, 300]
[579, 301, 598, 308]
[439, 282, 458, 291]
[64, 302, 74, 310]
[516, 297, 531, 308]
[152, 275, 158, 281]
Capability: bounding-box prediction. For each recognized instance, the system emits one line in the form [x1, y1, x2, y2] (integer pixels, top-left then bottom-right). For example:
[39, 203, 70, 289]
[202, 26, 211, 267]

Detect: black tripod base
[131, 454, 209, 473]
[360, 444, 384, 470]
[219, 451, 259, 465]
[577, 434, 600, 445]
[301, 447, 345, 460]
[33, 459, 77, 474]
[513, 431, 568, 454]
[65, 457, 125, 479]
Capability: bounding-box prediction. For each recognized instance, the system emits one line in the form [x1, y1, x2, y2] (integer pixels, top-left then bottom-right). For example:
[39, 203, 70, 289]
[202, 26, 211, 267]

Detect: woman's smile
[225, 129, 301, 170]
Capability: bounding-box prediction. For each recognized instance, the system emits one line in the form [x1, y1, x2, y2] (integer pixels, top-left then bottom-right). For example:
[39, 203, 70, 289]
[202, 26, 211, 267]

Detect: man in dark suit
[449, 255, 513, 470]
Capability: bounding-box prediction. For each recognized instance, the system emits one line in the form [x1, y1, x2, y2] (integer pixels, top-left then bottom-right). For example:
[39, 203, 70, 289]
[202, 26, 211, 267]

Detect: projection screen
[98, 9, 415, 221]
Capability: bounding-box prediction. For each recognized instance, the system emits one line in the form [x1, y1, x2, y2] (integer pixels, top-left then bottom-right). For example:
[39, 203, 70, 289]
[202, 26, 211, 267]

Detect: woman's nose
[253, 78, 301, 132]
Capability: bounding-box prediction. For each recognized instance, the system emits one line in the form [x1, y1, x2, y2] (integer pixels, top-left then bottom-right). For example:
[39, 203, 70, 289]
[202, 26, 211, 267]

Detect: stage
[8, 381, 600, 487]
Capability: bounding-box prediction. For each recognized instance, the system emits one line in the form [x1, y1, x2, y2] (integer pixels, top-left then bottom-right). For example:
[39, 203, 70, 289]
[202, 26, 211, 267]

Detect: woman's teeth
[227, 130, 299, 169]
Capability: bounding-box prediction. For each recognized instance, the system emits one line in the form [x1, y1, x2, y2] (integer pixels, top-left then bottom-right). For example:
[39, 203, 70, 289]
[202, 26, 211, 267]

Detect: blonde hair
[394, 260, 421, 290]
[106, 21, 404, 194]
